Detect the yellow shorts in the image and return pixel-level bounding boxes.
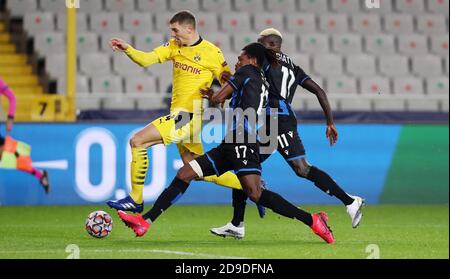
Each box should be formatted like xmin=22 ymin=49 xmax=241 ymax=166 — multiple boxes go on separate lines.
xmin=151 ymin=111 xmax=204 ymax=155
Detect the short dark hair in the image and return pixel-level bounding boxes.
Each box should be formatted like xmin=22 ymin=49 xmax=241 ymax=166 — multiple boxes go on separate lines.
xmin=242 ymin=42 xmax=279 ymax=68
xmin=170 ymin=10 xmax=196 ymax=29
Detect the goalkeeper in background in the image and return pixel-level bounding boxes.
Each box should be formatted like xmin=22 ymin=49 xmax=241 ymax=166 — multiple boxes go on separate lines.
xmin=107 ymin=10 xmax=264 ymax=215
xmin=0 ymin=78 xmax=50 ymax=193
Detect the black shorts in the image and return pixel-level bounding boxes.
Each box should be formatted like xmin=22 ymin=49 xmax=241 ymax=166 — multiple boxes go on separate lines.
xmin=194 ymin=143 xmax=261 ymax=178
xmin=259 ymin=115 xmax=306 ymax=163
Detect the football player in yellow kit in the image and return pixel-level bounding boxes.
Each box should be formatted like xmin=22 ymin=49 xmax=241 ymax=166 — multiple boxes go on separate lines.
xmin=107 ymin=11 xmax=264 ymax=215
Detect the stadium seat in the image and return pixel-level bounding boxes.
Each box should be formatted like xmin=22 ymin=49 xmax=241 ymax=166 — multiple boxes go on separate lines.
xmin=57 ymin=75 xmax=90 ymax=95
xmin=80 ymin=53 xmax=112 ymax=76
xmin=56 ymin=12 xmax=88 ymax=32
xmin=134 ymin=33 xmax=166 ymax=51
xmin=384 ymin=14 xmax=414 ymax=34
xmin=280 ymin=33 xmax=298 ymax=54
xmin=136 ymin=0 xmax=169 ymax=12
xmin=285 ymin=13 xmax=316 ymax=34
xmin=351 ymin=14 xmax=381 ymax=34
xmin=195 ymin=13 xmax=219 ymax=33
xmin=254 ymin=13 xmax=284 ymax=33
xmin=395 ymin=0 xmax=425 ymax=14
xmin=360 ymin=76 xmax=391 ymax=95
xmin=170 ymin=0 xmax=200 ymax=11
xmin=346 ymin=55 xmax=376 ymax=77
xmin=407 ymin=97 xmax=440 ymax=111
xmin=416 ymin=15 xmax=448 ymax=35
xmin=77 ymin=94 xmax=102 ymax=110
xmin=398 ymin=34 xmax=428 ymax=56
xmin=332 ymin=34 xmax=362 ymax=55
xmin=234 ymin=0 xmax=265 ymax=12
xmin=112 ymin=53 xmax=146 ymax=76
xmin=79 ymin=0 xmax=104 ymax=13
xmin=45 ymin=54 xmax=66 ymax=78
xmin=77 ymin=32 xmax=100 ymax=53
xmin=34 ymin=32 xmax=65 ymax=57
xmin=412 ymin=55 xmax=443 ymax=77
xmin=90 ymin=13 xmax=121 ymax=33
xmin=302 ymin=93 xmax=336 ymax=111
xmin=361 ymin=0 xmax=393 ymax=14
xmin=312 ymin=54 xmax=343 ymax=77
xmin=154 ymin=12 xmax=174 ymax=32
xmin=393 ymin=77 xmax=424 ymax=95
xmin=221 ymin=13 xmax=252 ymax=33
xmin=147 ymin=62 xmax=173 ymax=78
xmin=426 ymin=77 xmax=449 ymax=95
xmin=125 ymin=75 xmax=157 ymax=94
xmin=233 ymin=33 xmax=256 ymax=52
xmin=319 ymin=14 xmax=349 ymax=34
xmin=103 ymin=94 xmax=135 ymax=109
xmin=299 ymin=0 xmax=328 ymax=13
xmin=339 ymin=96 xmax=372 ymax=111
xmin=100 ymin=33 xmax=132 ymax=52
xmin=326 ymin=76 xmax=357 ymax=94
xmin=123 ymin=13 xmax=154 ymax=33
xmin=290 ymin=54 xmax=311 ymax=74
xmin=427 ymin=0 xmax=449 ymax=15
xmin=92 ymin=76 xmax=124 ymax=94
xmin=23 ymin=12 xmax=55 ymax=35
xmin=158 ymin=76 xmax=173 ymax=93
xmin=330 ymin=0 xmax=360 ymax=13
xmin=445 ymin=56 xmax=449 ymax=75
xmin=300 ymin=33 xmax=329 ymax=54
xmin=40 ymin=0 xmax=69 ymax=13
xmin=104 ymin=0 xmax=136 ymax=12
xmin=135 ymin=96 xmax=166 ymax=110
xmin=6 ymin=0 xmax=38 ymax=17
xmin=372 ymin=96 xmax=405 ymax=111
xmin=378 ymin=55 xmax=409 ymax=77
xmin=201 ymin=0 xmax=232 ymax=12
xmin=266 ymin=0 xmax=297 ymax=13
xmin=223 ymin=52 xmax=239 ymax=68
xmin=206 ymin=33 xmax=231 ymax=52
xmin=365 ymin=34 xmax=396 ymax=55
xmin=430 ymin=35 xmax=449 ymax=57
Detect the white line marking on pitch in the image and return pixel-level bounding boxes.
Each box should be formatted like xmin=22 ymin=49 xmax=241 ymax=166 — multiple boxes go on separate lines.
xmin=0 ymin=249 xmax=249 ymax=259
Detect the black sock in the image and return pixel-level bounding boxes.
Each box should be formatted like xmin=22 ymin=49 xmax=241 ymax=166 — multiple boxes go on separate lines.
xmin=143 ymin=177 xmax=190 ymax=222
xmin=259 ymin=190 xmax=313 ymax=226
xmin=231 ymin=189 xmax=247 ymax=227
xmin=307 ymin=166 xmax=354 ymax=206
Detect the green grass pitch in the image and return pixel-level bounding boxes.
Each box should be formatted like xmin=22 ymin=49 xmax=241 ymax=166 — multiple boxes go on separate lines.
xmin=0 ymin=205 xmax=448 ymax=259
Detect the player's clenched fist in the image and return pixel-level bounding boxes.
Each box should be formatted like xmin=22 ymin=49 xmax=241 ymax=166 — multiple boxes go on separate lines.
xmin=109 ymin=38 xmax=129 ymax=52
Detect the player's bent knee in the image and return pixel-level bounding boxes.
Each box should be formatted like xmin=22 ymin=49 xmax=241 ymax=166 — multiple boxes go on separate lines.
xmin=176 ymin=164 xmax=198 ymax=183
xmin=244 ymin=187 xmax=262 ymax=203
xmin=129 ymin=135 xmax=144 ymax=148
xmin=292 ymin=158 xmax=311 ymax=178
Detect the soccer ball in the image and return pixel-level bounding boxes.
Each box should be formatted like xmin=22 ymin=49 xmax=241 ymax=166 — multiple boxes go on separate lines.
xmin=85 ymin=211 xmax=113 ymax=238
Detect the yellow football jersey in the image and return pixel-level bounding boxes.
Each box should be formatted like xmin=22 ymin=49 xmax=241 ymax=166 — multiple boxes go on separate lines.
xmin=125 ymin=38 xmax=231 ymax=114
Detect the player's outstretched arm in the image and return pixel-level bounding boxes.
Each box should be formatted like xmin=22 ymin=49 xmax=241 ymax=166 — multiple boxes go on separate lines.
xmin=109 ymin=37 xmax=129 ymax=52
xmin=303 ymin=79 xmax=338 ymax=145
xmin=110 ymin=38 xmax=160 ymax=67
